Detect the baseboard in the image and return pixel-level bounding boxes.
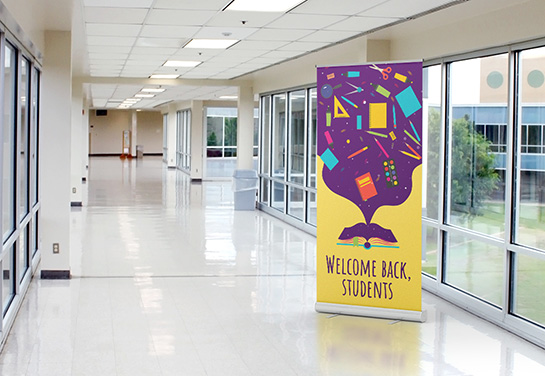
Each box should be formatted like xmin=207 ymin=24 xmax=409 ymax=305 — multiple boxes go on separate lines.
xmin=41 ymin=270 xmax=71 ymax=280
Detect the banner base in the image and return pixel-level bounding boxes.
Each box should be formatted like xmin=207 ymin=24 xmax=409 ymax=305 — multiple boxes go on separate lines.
xmin=315 ymin=302 xmax=427 ymax=323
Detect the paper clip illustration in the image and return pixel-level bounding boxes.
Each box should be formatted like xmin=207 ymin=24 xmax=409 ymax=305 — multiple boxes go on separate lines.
xmin=370 ymin=64 xmax=392 ymax=80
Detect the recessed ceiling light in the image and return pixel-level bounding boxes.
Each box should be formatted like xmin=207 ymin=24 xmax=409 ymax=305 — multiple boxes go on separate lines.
xmin=163 ymin=60 xmax=201 ymax=67
xmin=224 ymin=0 xmax=306 ymax=12
xmin=141 ymin=88 xmax=166 ymax=93
xmin=149 ymin=74 xmax=180 ymax=79
xmin=219 ymin=95 xmax=238 ymax=100
xmin=184 ymin=39 xmax=239 ymax=49
xmin=135 ymin=94 xmax=155 ymax=98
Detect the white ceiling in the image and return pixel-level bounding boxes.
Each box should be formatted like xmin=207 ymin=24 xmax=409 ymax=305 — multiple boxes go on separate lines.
xmin=80 ymin=0 xmax=464 ymax=109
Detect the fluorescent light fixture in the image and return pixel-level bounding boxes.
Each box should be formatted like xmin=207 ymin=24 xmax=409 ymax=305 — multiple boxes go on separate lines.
xmin=163 ymin=60 xmax=201 ymax=67
xmin=149 ymin=74 xmax=180 ymax=79
xmin=141 ymin=88 xmax=166 ymax=93
xmin=224 ymin=0 xmax=306 ymax=12
xmin=219 ymin=95 xmax=238 ymax=100
xmin=184 ymin=39 xmax=238 ymax=49
xmin=135 ymin=94 xmax=155 ymax=98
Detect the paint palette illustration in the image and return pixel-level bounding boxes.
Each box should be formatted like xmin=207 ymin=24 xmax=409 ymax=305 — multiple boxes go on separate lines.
xmin=383 ymin=159 xmax=398 ymax=187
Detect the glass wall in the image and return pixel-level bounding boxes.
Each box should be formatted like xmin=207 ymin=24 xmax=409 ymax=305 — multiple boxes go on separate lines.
xmin=259 ymin=87 xmax=317 ymax=228
xmin=205 ymin=107 xmax=258 ymax=179
xmin=258 ymin=43 xmax=545 ymax=347
xmin=176 ymin=109 xmax=191 ymax=172
xmin=419 ymin=43 xmax=545 ymax=346
xmin=0 ymin=34 xmax=41 ymax=333
xmin=3 ymin=42 xmax=16 ymax=242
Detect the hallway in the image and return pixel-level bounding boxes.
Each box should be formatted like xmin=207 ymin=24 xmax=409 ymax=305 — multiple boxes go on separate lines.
xmin=1 ymin=157 xmax=544 ymax=375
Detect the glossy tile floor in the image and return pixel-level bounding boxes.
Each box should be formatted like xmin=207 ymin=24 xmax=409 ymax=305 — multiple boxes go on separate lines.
xmin=2 ymin=157 xmax=545 ymax=375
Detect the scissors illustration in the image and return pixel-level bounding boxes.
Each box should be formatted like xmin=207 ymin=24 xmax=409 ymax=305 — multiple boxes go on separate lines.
xmin=370 ymin=64 xmax=392 ymax=80
xmin=346 ymin=82 xmax=364 ymax=95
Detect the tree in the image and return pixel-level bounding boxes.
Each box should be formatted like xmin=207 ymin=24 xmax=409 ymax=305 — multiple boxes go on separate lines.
xmin=207 ymin=131 xmax=217 ymax=146
xmin=427 ymin=108 xmax=499 ymax=219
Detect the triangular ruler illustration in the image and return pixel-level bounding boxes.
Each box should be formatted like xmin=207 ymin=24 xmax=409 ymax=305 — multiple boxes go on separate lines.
xmin=334 ymin=96 xmax=350 ymax=118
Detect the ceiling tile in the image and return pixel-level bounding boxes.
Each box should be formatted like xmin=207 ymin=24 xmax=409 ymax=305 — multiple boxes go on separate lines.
xmin=88 ymin=45 xmax=132 ymax=54
xmin=130 ymin=47 xmax=179 ymax=55
xmin=92 ymin=99 xmax=108 ymax=107
xmin=361 ymin=0 xmax=456 ymax=18
xmin=91 ymin=85 xmax=116 ymax=97
xmin=154 ymin=0 xmax=230 ymax=10
xmin=84 ymin=7 xmax=148 ymax=24
xmin=89 ymin=53 xmax=130 ymax=60
xmin=277 ymin=41 xmax=329 ymax=52
xmin=259 ymin=50 xmax=303 ymax=59
xmin=128 ymin=54 xmax=172 ymax=61
xmin=246 ymin=28 xmax=314 ymax=41
xmin=215 ymin=49 xmax=266 ymax=59
xmin=135 ymin=37 xmax=186 ymax=48
xmin=265 ymin=14 xmax=347 ymax=30
xmin=124 ymin=60 xmax=161 ymax=67
xmin=291 ymin=0 xmax=386 ymax=15
xmin=298 ymin=30 xmax=360 ymax=43
xmin=90 ymin=71 xmax=122 ymax=77
xmin=205 ymin=10 xmax=283 ymax=28
xmin=146 ymin=10 xmax=216 ymax=26
xmin=139 ymin=25 xmax=200 ymax=38
xmin=89 ymin=59 xmax=126 ymax=66
xmin=90 ymin=64 xmax=124 ymax=70
xmin=180 ymin=72 xmax=215 ymax=79
xmin=192 ymin=26 xmax=259 ymax=40
xmin=86 ymin=23 xmax=142 ymax=36
xmin=87 ymin=36 xmax=137 ymax=46
xmin=169 ymin=49 xmax=223 ymax=60
xmin=229 ymin=40 xmax=289 ymax=51
xmin=84 ymin=0 xmax=154 ymax=8
xmin=326 ymin=15 xmax=400 ymax=31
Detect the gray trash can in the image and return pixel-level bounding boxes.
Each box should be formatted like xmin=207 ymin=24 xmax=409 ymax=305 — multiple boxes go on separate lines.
xmin=233 ymin=169 xmax=258 ymax=210
xmin=136 ymin=145 xmax=144 ymax=158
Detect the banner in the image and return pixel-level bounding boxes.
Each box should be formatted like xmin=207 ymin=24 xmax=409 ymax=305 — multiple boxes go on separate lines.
xmin=315 ymin=61 xmax=425 ymax=322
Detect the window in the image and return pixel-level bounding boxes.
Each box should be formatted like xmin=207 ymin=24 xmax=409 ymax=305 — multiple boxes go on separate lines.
xmin=3 ymin=43 xmax=17 ymax=241
xmin=447 ymin=54 xmax=508 ymax=237
xmin=259 ymin=88 xmax=318 ymax=228
xmin=422 ymin=64 xmax=442 ymax=278
xmin=515 ymin=46 xmax=545 ymax=253
xmin=19 ymin=57 xmax=30 ymax=220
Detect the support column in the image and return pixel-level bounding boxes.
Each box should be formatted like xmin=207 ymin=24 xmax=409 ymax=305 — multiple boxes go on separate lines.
xmin=131 ymin=110 xmax=137 ymax=157
xmin=237 ymin=85 xmax=254 ymax=170
xmin=40 ymin=31 xmax=72 ymax=278
xmin=82 ymin=100 xmax=89 ymax=182
xmin=166 ymin=105 xmax=176 ymax=168
xmin=190 ymin=100 xmax=204 ymax=180
xmin=70 ymin=80 xmax=83 ymax=206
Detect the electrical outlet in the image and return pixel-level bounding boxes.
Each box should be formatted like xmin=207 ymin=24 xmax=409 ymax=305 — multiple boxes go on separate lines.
xmin=53 ymin=243 xmax=60 ymax=254
xmin=72 ymin=187 xmax=77 ymax=193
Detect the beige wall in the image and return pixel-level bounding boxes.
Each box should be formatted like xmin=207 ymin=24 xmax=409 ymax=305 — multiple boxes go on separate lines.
xmin=137 ymin=111 xmax=163 ymax=154
xmin=89 ymin=110 xmax=162 ymax=155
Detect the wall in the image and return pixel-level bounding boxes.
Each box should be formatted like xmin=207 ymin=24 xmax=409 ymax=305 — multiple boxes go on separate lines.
xmin=89 ymin=110 xmax=131 ymax=155
xmin=136 ymin=111 xmax=163 ymax=154
xmin=88 ymin=109 xmax=162 ymax=155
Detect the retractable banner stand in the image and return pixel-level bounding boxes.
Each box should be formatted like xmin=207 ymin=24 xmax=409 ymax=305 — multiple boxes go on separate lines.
xmin=315 ymin=61 xmax=426 ymax=322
